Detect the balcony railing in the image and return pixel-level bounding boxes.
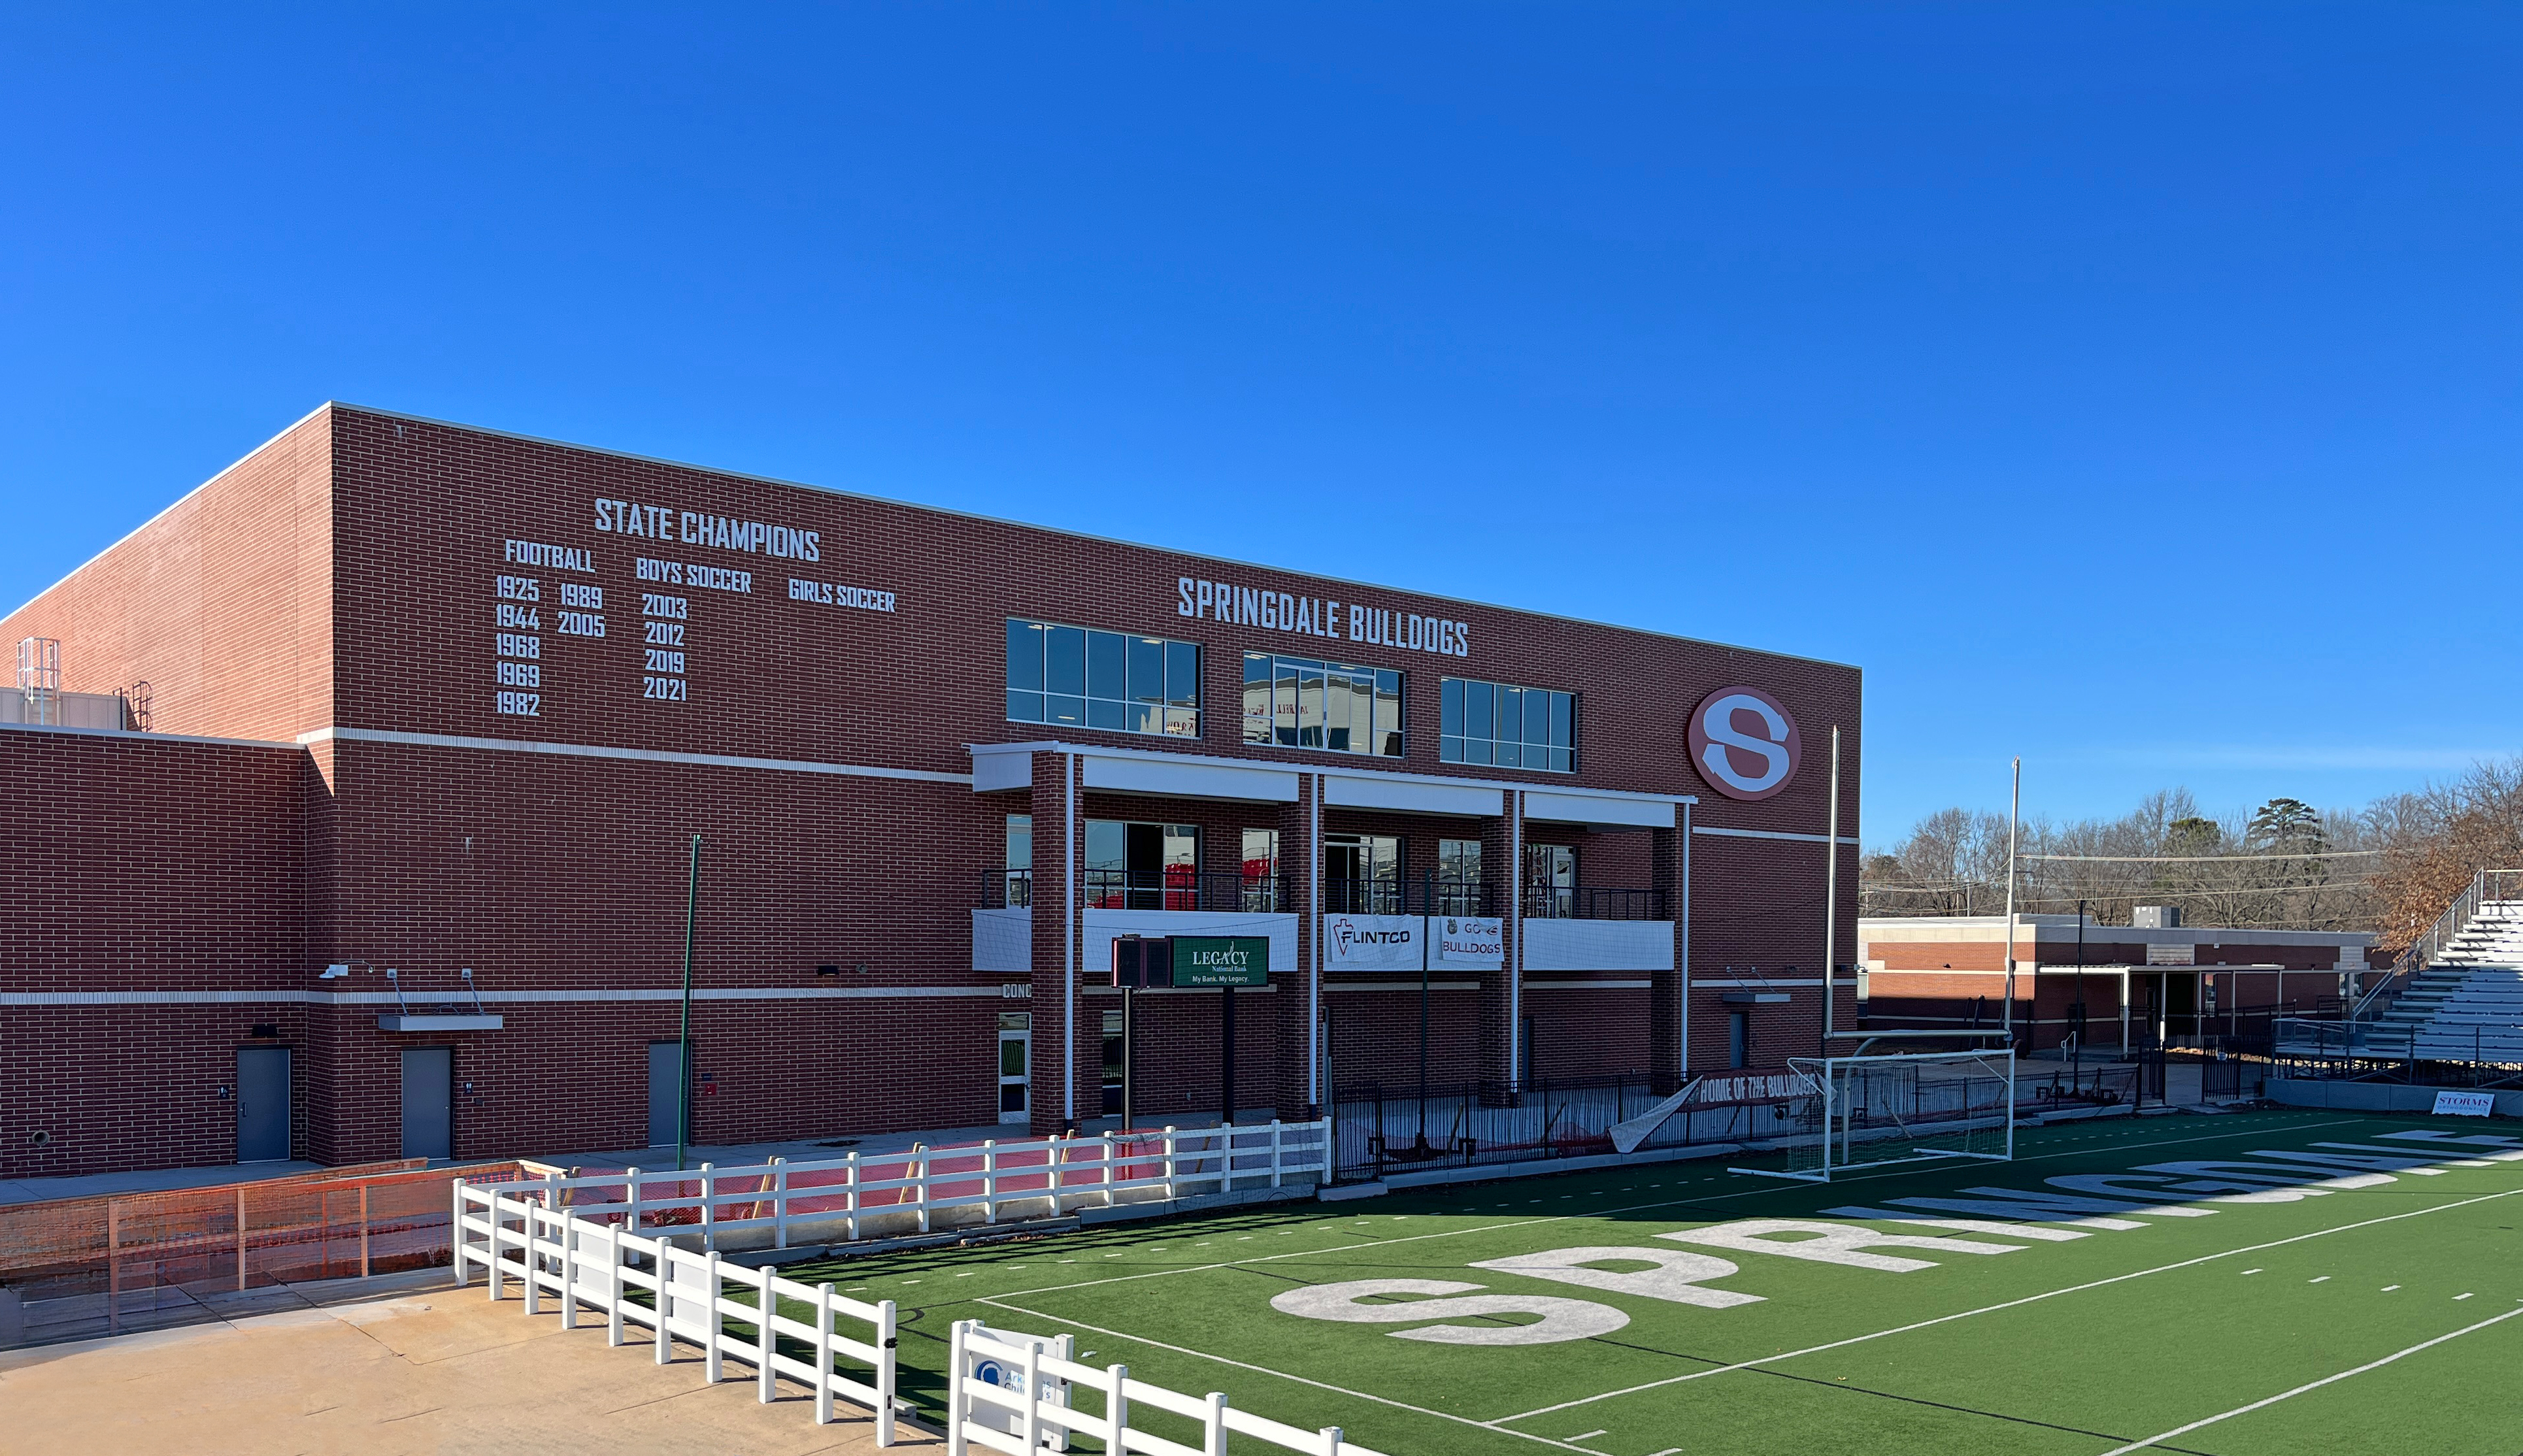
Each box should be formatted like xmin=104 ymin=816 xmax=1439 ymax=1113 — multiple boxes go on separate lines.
xmin=1522 ymin=884 xmax=1669 ymax=921
xmin=980 ymin=869 xmax=1033 ymax=910
xmin=1323 ymin=876 xmax=1497 ymax=918
xmin=1087 ymin=869 xmax=1288 ymax=912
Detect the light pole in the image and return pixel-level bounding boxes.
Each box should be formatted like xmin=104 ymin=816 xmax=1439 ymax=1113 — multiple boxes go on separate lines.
xmin=675 ymin=834 xmax=701 ymax=1173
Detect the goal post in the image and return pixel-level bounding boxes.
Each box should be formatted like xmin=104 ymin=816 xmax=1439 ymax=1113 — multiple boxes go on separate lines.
xmin=1732 ymin=1048 xmax=2016 ymax=1183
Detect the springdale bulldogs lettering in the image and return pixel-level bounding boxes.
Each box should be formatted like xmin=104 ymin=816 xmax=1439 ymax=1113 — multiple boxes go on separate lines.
xmin=1688 ymin=685 xmax=1801 ymax=801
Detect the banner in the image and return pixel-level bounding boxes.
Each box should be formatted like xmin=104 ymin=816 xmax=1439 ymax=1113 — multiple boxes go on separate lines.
xmin=2432 ymin=1089 xmax=2495 ymax=1118
xmin=1434 ymin=916 xmax=1505 ymax=969
xmin=1324 ymin=914 xmax=1420 ymax=971
xmin=1321 ymin=914 xmax=1504 ymax=970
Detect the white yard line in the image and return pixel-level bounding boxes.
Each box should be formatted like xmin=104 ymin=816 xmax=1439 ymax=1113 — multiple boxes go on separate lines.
xmin=998 ymin=1115 xmax=2369 ymax=1302
xmin=975 ymin=1296 xmax=1609 ymax=1455
xmin=1492 ymin=1188 xmax=2523 ymax=1426
xmin=2093 ymin=1304 xmax=2523 ymax=1455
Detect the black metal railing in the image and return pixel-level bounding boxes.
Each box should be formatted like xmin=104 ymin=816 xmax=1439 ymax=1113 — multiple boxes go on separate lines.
xmin=980 ymin=869 xmax=1033 ymax=909
xmin=1521 ymin=884 xmax=1669 ymax=921
xmin=1084 ymin=869 xmax=1286 ymax=912
xmin=1321 ymin=876 xmax=1497 ymax=918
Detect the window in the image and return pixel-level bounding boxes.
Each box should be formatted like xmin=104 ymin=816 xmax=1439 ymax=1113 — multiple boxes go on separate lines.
xmin=1242 ymin=653 xmax=1403 ymax=757
xmin=1101 ymin=1010 xmax=1124 ymax=1115
xmin=1441 ymin=678 xmax=1573 ymax=772
xmin=1325 ymin=833 xmax=1402 ymax=914
xmin=1525 ymin=843 xmax=1575 ymax=918
xmin=1001 ymin=814 xmax=1032 ymax=908
xmin=1087 ymin=819 xmax=1199 ymax=908
xmin=1438 ymin=838 xmax=1484 ymax=915
xmin=1007 ymin=618 xmax=1199 ymax=738
xmin=1241 ymin=828 xmax=1281 ymax=912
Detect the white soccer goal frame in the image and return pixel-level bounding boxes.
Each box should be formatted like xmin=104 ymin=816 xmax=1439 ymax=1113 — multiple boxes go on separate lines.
xmin=1731 ymin=1048 xmax=2016 ymax=1183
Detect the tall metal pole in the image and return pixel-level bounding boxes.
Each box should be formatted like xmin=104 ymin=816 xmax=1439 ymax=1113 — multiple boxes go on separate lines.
xmin=1415 ymin=869 xmax=1433 ymax=1153
xmin=675 ymin=833 xmax=701 ymax=1173
xmin=1824 ymin=727 xmax=1841 ymax=1045
xmin=2003 ymin=758 xmax=2020 ymax=1044
xmin=2073 ymin=897 xmax=2086 ymax=1080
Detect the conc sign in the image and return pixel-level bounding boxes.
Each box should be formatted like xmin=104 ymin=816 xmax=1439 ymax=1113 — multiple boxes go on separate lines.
xmin=1688 ymin=686 xmax=1801 ymax=801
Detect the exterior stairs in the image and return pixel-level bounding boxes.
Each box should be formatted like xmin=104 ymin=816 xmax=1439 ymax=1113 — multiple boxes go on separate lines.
xmin=2373 ymin=900 xmax=2523 ymax=1062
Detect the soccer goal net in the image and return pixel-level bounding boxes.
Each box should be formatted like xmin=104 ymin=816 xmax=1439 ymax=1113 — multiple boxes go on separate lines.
xmin=1735 ymin=1049 xmax=2016 ymax=1183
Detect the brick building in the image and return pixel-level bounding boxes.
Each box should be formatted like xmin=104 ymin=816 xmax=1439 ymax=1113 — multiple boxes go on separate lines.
xmin=1859 ymin=911 xmax=2373 ymax=1051
xmin=1 ymin=403 xmax=1862 ymax=1178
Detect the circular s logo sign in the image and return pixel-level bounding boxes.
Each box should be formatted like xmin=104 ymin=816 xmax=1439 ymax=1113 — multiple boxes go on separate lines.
xmin=1688 ymin=686 xmax=1801 ymax=801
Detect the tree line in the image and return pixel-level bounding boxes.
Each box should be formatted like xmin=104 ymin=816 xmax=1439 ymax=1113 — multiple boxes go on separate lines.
xmin=1861 ymin=758 xmax=2523 ymax=961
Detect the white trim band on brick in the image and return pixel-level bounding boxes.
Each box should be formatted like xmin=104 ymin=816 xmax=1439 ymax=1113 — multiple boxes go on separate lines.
xmin=1693 ymin=825 xmax=1861 ymax=845
xmin=299 ymin=725 xmax=972 ymax=785
xmin=1524 ymin=980 xmax=1654 ymax=989
xmin=0 ymin=985 xmax=1015 ymax=1006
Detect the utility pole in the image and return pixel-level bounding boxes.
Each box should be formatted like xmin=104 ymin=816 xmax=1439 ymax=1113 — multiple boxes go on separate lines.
xmin=1824 ymin=727 xmax=1841 ymax=1044
xmin=2003 ymin=759 xmax=2020 ymax=1046
xmin=675 ymin=833 xmax=702 ymax=1173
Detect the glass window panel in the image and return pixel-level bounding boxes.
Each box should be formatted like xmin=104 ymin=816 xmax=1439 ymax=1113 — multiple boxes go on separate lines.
xmin=1241 ymin=827 xmax=1278 ymax=878
xmin=1322 ymin=669 xmax=1350 ymax=752
xmin=1046 ymin=693 xmax=1085 ymax=727
xmin=1297 ymin=667 xmax=1325 ymax=747
xmin=1465 ymin=680 xmax=1492 ymax=738
xmin=1085 ymin=821 xmax=1126 ymax=874
xmin=1552 ymin=747 xmax=1573 ymax=772
xmin=1167 ymin=640 xmax=1199 ymax=708
xmin=1007 ymin=690 xmax=1043 ymax=722
xmin=1007 ymin=619 xmax=1043 ymax=691
xmin=1163 ymin=706 xmax=1199 ymax=737
xmin=1046 ymin=626 xmax=1086 ymax=696
xmin=1499 ymin=687 xmax=1523 ymax=749
xmin=1441 ymin=677 xmax=1462 ymax=736
xmin=1129 ymin=636 xmax=1165 ymax=704
xmin=1088 ymin=697 xmax=1126 ymax=730
xmin=1495 ymin=739 xmax=1522 ymax=767
xmin=1466 ymin=736 xmax=1492 ymax=765
xmin=1441 ymin=735 xmax=1463 ymax=763
xmin=1127 ymin=703 xmax=1156 ymax=735
xmin=1275 ymin=659 xmax=1301 ymax=745
xmin=1524 ymin=689 xmax=1549 ymax=747
xmin=1086 ymin=631 xmax=1126 ymax=700
xmin=1350 ymin=674 xmax=1375 ymax=756
xmin=1550 ymin=693 xmax=1572 ymax=748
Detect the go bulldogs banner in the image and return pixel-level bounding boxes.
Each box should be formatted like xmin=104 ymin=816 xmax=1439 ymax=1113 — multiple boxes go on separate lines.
xmin=1323 ymin=914 xmax=1505 ymax=971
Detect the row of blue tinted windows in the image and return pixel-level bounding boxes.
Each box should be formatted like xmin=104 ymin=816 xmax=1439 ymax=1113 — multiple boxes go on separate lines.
xmin=1007 ymin=617 xmax=1573 ymax=770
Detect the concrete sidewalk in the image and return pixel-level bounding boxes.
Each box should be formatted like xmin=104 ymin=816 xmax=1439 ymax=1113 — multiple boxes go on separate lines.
xmin=0 ymin=1274 xmax=929 ymax=1455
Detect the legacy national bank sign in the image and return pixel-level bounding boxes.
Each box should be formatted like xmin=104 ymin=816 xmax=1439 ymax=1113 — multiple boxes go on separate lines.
xmin=1175 ymin=576 xmax=1473 ymax=659
xmin=1323 ymin=914 xmax=1505 ymax=971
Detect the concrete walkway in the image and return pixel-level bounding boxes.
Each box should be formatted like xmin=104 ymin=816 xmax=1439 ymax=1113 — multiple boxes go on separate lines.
xmin=0 ymin=1273 xmax=929 ymax=1455
xmin=0 ymin=1159 xmax=327 ymax=1207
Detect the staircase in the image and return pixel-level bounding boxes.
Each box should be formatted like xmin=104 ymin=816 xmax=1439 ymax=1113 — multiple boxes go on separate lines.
xmin=2371 ymin=898 xmax=2523 ymax=1062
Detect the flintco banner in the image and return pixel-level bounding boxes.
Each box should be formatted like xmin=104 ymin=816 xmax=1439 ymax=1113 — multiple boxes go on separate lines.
xmin=1322 ymin=914 xmax=1505 ymax=971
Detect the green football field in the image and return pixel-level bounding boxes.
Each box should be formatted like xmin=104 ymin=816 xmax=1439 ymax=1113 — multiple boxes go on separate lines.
xmin=784 ymin=1109 xmax=2523 ymax=1455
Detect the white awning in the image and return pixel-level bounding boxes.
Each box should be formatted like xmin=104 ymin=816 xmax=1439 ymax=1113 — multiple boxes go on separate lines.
xmin=1522 ymin=789 xmax=1673 ymax=830
xmin=1322 ymin=774 xmax=1501 ymax=818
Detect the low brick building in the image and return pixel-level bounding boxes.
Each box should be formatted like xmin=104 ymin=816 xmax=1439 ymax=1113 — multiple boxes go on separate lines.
xmin=2 ymin=403 xmax=1862 ymax=1177
xmin=1859 ymin=912 xmax=2373 ymax=1051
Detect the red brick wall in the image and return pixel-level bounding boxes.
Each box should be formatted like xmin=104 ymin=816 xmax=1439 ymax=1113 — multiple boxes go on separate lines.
xmin=0 ymin=407 xmax=333 ymax=742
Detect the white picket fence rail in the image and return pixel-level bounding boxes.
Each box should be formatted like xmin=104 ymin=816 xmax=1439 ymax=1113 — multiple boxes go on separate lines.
xmin=454 ymin=1189 xmax=902 ymax=1441
xmin=948 ymin=1319 xmax=1388 ymax=1456
xmin=461 ymin=1120 xmax=1330 ymax=1253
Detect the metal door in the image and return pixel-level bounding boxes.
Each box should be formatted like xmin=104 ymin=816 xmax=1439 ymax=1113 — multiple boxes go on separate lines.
xmin=235 ymin=1047 xmax=291 ymax=1163
xmin=399 ymin=1047 xmax=453 ymax=1160
xmin=648 ymin=1040 xmax=684 ymax=1148
xmin=998 ymin=1014 xmax=1031 ymax=1124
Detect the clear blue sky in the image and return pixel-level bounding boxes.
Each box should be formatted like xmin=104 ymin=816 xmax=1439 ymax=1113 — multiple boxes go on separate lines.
xmin=4 ymin=5 xmax=2516 ymax=842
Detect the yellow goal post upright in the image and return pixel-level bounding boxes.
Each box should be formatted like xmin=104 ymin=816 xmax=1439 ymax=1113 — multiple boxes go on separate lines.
xmin=1731 ymin=1048 xmax=2017 ymax=1184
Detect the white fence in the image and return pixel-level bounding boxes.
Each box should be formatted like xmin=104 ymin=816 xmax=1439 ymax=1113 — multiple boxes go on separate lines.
xmin=455 ymin=1188 xmax=903 ymax=1439
xmin=948 ymin=1319 xmax=1390 ymax=1456
xmin=463 ymin=1120 xmax=1331 ymax=1254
